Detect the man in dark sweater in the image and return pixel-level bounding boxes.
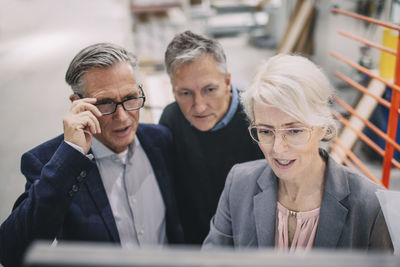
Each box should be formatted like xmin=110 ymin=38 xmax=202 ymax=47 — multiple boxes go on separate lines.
xmin=159 ymin=31 xmax=264 ymax=245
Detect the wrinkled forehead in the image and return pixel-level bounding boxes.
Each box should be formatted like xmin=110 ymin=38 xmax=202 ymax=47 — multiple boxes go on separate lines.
xmin=82 ymin=63 xmax=138 ymax=98
xmin=172 ymin=54 xmax=226 ymax=77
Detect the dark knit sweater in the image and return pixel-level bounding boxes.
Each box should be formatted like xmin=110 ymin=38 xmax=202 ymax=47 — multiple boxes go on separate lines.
xmin=159 ymin=102 xmax=264 ymax=244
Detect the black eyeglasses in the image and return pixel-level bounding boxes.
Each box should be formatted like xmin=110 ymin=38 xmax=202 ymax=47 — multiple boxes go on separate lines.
xmin=77 ymin=85 xmax=146 ymax=115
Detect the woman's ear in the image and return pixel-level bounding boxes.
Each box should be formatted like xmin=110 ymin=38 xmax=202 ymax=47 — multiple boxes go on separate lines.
xmin=319 ymin=126 xmax=328 ymax=141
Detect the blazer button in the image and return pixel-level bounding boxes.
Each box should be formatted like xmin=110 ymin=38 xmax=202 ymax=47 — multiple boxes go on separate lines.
xmin=80 ymin=170 xmax=87 ymax=178
xmin=72 ymin=184 xmax=79 ymax=192
xmin=76 ymin=175 xmax=84 ymax=183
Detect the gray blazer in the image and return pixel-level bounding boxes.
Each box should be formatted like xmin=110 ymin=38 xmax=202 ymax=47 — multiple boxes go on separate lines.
xmin=203 ymin=150 xmax=393 ymax=251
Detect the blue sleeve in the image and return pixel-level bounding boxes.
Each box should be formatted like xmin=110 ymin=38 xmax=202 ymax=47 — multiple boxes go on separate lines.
xmin=0 ymin=142 xmax=95 ymax=266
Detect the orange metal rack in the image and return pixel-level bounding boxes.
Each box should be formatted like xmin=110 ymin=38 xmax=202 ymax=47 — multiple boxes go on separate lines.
xmin=330 ymin=7 xmax=400 ymax=188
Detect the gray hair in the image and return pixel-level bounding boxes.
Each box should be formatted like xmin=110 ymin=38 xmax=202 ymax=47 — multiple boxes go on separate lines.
xmin=65 ymin=43 xmax=138 ymax=95
xmin=164 ymin=30 xmax=227 ymax=77
xmin=242 ymin=54 xmax=337 ymax=141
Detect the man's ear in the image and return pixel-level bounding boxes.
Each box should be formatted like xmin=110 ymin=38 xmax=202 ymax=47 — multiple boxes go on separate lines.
xmin=225 ymin=73 xmax=232 ymax=87
xmin=225 ymin=72 xmax=231 ymax=92
xmin=69 ymin=94 xmax=79 ymax=103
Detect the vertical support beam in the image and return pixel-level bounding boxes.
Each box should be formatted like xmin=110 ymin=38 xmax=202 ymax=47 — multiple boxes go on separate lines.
xmin=382 ymin=33 xmax=400 ymax=188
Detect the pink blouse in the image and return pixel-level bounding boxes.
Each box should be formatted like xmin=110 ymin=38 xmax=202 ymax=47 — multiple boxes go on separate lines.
xmin=275 ymin=202 xmax=320 ymax=251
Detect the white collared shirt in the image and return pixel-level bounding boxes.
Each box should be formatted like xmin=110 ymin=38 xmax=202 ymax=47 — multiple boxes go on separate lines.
xmin=90 ymin=137 xmax=167 ymax=247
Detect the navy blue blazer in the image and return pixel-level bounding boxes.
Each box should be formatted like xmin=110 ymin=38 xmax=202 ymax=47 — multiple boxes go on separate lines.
xmin=0 ymin=123 xmax=183 ymax=266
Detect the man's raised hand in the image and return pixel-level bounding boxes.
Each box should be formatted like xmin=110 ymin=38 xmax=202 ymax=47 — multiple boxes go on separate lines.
xmin=63 ymin=98 xmax=102 ymax=154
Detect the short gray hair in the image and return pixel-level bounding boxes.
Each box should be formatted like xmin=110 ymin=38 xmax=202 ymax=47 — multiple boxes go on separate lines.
xmin=164 ymin=31 xmax=227 ymax=77
xmin=242 ymin=54 xmax=337 ymax=141
xmin=65 ymin=43 xmax=138 ymax=95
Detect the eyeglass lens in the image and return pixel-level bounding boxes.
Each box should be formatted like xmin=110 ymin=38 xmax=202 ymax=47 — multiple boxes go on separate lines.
xmin=96 ymin=98 xmax=145 ymax=115
xmin=249 ymin=127 xmax=311 ymax=145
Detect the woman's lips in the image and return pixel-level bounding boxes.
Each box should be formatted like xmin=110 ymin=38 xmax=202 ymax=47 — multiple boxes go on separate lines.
xmin=274 ymin=158 xmax=295 ymax=169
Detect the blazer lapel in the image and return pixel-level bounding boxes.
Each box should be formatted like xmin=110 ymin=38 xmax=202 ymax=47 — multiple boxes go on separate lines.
xmin=314 ymin=154 xmax=350 ymax=247
xmin=85 ymin=166 xmax=120 ymax=243
xmin=253 ymin=167 xmax=278 ymax=247
xmin=136 ymin=126 xmax=169 ymax=204
xmin=135 ymin=125 xmax=183 ymax=243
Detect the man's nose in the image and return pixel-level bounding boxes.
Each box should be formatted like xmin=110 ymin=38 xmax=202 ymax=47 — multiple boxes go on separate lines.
xmin=113 ymin=103 xmax=129 ymax=120
xmin=193 ymin=95 xmax=207 ymax=113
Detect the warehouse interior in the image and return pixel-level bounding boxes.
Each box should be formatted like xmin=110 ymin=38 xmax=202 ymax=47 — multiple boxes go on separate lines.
xmin=0 ymin=0 xmax=400 ymax=265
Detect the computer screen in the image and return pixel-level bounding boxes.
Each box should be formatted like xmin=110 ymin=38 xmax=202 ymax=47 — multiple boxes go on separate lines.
xmin=24 ymin=241 xmax=399 ymax=267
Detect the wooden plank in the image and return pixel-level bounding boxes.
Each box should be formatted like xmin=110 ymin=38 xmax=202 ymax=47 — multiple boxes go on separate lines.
xmin=141 ymin=73 xmax=174 ymax=123
xmin=277 ymin=0 xmax=315 ymax=54
xmin=276 ymin=0 xmax=303 ymax=53
xmin=293 ymin=5 xmax=315 ymax=53
xmin=255 ymin=0 xmax=271 ymax=11
xmin=131 ymin=2 xmax=182 ymax=14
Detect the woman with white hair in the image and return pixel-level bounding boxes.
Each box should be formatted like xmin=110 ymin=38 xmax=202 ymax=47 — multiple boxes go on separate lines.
xmin=202 ymin=54 xmax=393 ymax=251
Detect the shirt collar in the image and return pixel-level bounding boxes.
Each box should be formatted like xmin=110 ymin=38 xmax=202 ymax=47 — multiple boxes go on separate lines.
xmin=91 ymin=136 xmax=140 ymax=164
xmin=210 ymin=85 xmax=239 ymax=132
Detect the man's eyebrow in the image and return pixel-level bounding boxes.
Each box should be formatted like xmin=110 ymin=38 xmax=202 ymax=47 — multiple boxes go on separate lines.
xmin=123 ymin=91 xmax=142 ymax=99
xmin=201 ymin=83 xmax=219 ymax=90
xmin=175 ymin=87 xmax=192 ymax=92
xmin=96 ymin=97 xmax=114 ymax=103
xmin=126 ymin=91 xmax=140 ymax=96
xmin=96 ymin=90 xmax=141 ymax=102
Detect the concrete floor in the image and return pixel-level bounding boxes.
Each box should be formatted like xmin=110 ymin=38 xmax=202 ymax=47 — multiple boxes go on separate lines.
xmin=0 ymin=0 xmax=399 ymax=227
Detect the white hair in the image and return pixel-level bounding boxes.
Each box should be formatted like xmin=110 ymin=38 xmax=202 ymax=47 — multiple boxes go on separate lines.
xmin=242 ymin=54 xmax=336 ymax=141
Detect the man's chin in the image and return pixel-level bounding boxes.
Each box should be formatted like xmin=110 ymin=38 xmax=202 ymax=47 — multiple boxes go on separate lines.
xmin=97 ymin=134 xmax=134 ymax=154
xmin=191 ymin=122 xmax=214 ymax=132
xmin=109 ymin=141 xmax=131 ymax=153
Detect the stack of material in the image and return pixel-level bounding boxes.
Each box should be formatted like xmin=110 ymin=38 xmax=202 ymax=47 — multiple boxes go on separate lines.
xmin=131 ymin=1 xmax=186 ymax=72
xmin=276 ymin=0 xmax=316 ymax=55
xmin=140 ymin=73 xmax=174 ymax=123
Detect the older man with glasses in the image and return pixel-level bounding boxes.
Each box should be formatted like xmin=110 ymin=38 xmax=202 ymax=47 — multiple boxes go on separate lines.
xmin=0 ymin=43 xmax=183 ymax=267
